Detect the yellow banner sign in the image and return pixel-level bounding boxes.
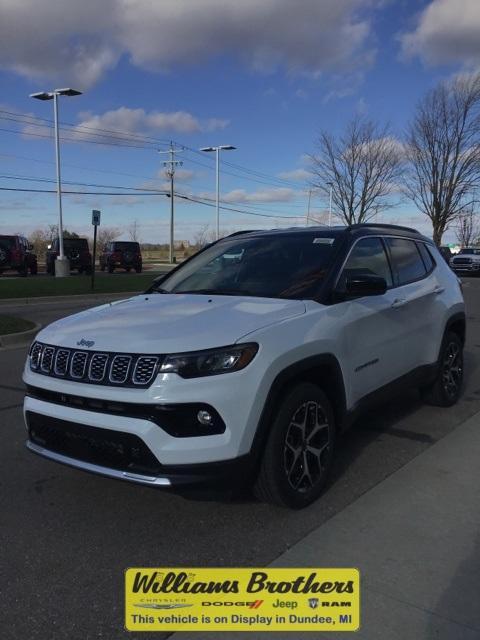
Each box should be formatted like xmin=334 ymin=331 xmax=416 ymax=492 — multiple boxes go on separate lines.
xmin=125 ymin=568 xmax=360 ymax=632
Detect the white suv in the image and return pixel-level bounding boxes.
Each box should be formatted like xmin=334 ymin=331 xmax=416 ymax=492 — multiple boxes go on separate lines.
xmin=23 ymin=225 xmax=465 ymax=508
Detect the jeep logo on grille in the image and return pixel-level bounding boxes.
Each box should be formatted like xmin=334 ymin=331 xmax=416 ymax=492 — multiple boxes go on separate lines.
xmin=76 ymin=338 xmax=95 ymax=348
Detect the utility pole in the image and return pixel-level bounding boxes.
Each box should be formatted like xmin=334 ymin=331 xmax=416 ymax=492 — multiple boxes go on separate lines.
xmin=159 ymin=143 xmax=183 ymax=264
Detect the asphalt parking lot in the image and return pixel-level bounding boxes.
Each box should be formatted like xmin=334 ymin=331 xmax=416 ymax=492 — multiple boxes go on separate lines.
xmin=1 ymin=278 xmax=480 ymax=640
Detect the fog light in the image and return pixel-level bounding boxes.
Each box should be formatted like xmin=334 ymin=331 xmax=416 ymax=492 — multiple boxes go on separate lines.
xmin=197 ymin=410 xmax=213 ymax=426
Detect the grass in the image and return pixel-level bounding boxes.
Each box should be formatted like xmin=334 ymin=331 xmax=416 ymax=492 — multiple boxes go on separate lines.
xmin=0 ymin=271 xmax=165 ymax=300
xmin=0 ymin=314 xmax=36 ymax=334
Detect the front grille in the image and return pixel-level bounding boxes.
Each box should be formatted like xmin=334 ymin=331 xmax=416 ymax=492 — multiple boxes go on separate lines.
xmin=28 ymin=342 xmax=162 ymax=388
xmin=109 ymin=355 xmax=132 ymax=383
xmin=41 ymin=346 xmax=55 ymax=372
xmin=54 ymin=349 xmax=70 ymax=376
xmin=89 ymin=353 xmax=108 ymax=382
xmin=30 ymin=343 xmax=43 ymax=370
xmin=452 ymin=258 xmax=472 ymax=265
xmin=27 ymin=411 xmax=162 ymax=475
xmin=133 ymin=357 xmax=159 ymax=385
xmin=70 ymin=351 xmax=88 ymax=378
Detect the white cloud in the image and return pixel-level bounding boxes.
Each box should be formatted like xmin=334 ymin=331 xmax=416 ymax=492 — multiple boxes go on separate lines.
xmin=0 ymin=0 xmax=380 ymax=87
xmin=277 ymin=168 xmax=313 ymax=182
xmin=400 ymin=0 xmax=480 ymax=66
xmin=216 ymin=188 xmax=297 ymax=204
xmin=75 ymin=107 xmax=228 ymax=136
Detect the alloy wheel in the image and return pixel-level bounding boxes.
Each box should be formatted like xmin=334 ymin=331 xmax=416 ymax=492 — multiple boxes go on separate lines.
xmin=284 ymin=401 xmax=330 ymax=493
xmin=442 ymin=341 xmax=463 ymax=400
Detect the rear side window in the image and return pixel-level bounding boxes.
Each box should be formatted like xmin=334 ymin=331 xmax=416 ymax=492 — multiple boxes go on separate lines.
xmin=417 ymin=242 xmax=435 ymax=273
xmin=342 ymin=237 xmax=393 ymax=288
xmin=386 ymin=238 xmax=426 ymax=285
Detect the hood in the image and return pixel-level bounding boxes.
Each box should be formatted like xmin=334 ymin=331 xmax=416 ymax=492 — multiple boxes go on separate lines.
xmin=37 ymin=294 xmax=306 ymax=353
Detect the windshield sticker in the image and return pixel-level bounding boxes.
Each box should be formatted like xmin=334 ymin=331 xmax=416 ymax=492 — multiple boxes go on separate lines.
xmin=313 ymin=238 xmax=334 ymax=245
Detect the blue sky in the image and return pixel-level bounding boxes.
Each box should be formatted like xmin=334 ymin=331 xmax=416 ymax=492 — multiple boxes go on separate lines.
xmin=1 ymin=0 xmax=479 ymax=243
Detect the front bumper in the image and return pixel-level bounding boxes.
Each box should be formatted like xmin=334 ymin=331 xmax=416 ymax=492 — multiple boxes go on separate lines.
xmin=451 ymin=263 xmax=480 ymax=273
xmin=26 ymin=440 xmax=253 ymax=491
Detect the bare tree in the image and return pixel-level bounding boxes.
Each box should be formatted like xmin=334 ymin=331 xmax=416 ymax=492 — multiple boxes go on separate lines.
xmin=404 ymin=72 xmax=480 ymax=245
xmin=455 ymin=208 xmax=480 ymax=247
xmin=97 ymin=226 xmax=121 ymax=249
xmin=310 ymin=116 xmax=402 ymax=226
xmin=128 ymin=219 xmax=141 ymax=242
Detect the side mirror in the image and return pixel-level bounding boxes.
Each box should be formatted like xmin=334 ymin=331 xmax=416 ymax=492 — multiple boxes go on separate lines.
xmin=345 ymin=274 xmax=387 ymax=298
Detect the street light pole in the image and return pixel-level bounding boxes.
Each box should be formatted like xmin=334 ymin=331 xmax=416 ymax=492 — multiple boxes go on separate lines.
xmin=200 ymin=145 xmax=236 ymax=239
xmin=30 ymin=88 xmax=82 ymax=277
xmin=52 ymin=93 xmax=65 ymax=264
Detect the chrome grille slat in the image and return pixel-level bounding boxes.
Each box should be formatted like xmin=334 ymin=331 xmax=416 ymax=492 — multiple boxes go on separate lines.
xmin=40 ymin=346 xmax=55 ymax=372
xmin=109 ymin=355 xmax=132 ymax=384
xmin=133 ymin=356 xmax=159 ymax=385
xmin=30 ymin=342 xmax=43 ymax=370
xmin=88 ymin=353 xmax=109 ymax=382
xmin=29 ymin=342 xmax=159 ymax=387
xmin=54 ymin=349 xmax=70 ymax=376
xmin=70 ymin=351 xmax=89 ymax=379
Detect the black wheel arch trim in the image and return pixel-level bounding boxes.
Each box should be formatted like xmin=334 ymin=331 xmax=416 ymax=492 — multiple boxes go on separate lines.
xmin=249 ymin=354 xmax=347 ymax=471
xmin=444 ymin=311 xmax=466 ymax=346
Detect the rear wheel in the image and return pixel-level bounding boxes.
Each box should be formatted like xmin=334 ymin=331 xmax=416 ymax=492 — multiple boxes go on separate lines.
xmin=100 ymin=263 xmax=105 ymax=272
xmin=30 ymin=263 xmax=37 ymax=275
xmin=18 ymin=262 xmax=28 ymax=277
xmin=254 ymin=383 xmax=335 ymax=509
xmin=108 ymin=264 xmax=114 ymax=274
xmin=135 ymin=265 xmax=142 ymax=273
xmin=126 ymin=266 xmax=131 ymax=272
xmin=421 ymin=331 xmax=463 ymax=407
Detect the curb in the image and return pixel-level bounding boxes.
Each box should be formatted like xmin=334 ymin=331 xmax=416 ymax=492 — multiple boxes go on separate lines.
xmin=0 ymin=321 xmax=42 ymax=348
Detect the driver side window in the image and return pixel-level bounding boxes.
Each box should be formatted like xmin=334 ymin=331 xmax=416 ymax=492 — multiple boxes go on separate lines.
xmin=341 ymin=237 xmax=393 ymax=288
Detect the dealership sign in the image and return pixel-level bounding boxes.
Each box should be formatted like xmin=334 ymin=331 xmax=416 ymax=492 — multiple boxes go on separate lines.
xmin=125 ymin=568 xmax=360 ymax=632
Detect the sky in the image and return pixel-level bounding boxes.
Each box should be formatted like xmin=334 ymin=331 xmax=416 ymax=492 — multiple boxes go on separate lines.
xmin=1 ymin=0 xmax=479 ymax=244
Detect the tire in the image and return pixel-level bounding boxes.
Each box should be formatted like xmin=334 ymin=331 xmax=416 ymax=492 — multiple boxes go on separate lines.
xmin=126 ymin=267 xmax=131 ymax=273
xmin=254 ymin=382 xmax=335 ymax=509
xmin=30 ymin=263 xmax=38 ymax=275
xmin=421 ymin=331 xmax=463 ymax=407
xmin=19 ymin=262 xmax=28 ymax=277
xmin=100 ymin=263 xmax=105 ymax=272
xmin=135 ymin=266 xmax=142 ymax=273
xmin=108 ymin=264 xmax=114 ymax=274
xmin=85 ymin=266 xmax=92 ymax=275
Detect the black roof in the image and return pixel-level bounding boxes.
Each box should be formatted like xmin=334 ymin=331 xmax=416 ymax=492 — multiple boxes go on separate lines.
xmin=225 ymin=223 xmax=428 ymax=242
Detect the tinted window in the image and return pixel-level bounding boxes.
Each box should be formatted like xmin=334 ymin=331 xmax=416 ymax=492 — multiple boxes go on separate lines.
xmin=417 ymin=242 xmax=434 ymax=272
xmin=154 ymin=233 xmax=340 ymax=299
xmin=341 ymin=237 xmax=393 ymax=288
xmin=0 ymin=236 xmax=16 ymax=250
xmin=386 ymin=238 xmax=426 ymax=285
xmin=64 ymin=238 xmax=89 ymax=250
xmin=460 ymin=248 xmax=480 ymax=255
xmin=113 ymin=242 xmax=140 ymax=251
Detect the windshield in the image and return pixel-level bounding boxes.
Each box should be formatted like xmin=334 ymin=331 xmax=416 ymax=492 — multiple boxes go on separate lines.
xmin=151 ymin=233 xmax=340 ymax=299
xmin=0 ymin=236 xmax=15 ymax=250
xmin=113 ymin=242 xmax=139 ymax=251
xmin=460 ymin=248 xmax=480 ymax=255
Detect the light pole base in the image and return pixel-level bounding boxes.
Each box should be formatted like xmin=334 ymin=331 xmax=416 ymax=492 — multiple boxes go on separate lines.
xmin=54 ymin=257 xmax=70 ymax=277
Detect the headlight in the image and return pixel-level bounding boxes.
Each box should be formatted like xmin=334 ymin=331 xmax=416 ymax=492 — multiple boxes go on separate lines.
xmin=159 ymin=343 xmax=258 ymax=378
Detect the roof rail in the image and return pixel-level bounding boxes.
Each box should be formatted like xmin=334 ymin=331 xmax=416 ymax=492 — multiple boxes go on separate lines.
xmin=348 ymin=223 xmax=419 ymax=234
xmin=226 ymin=230 xmax=259 ymax=237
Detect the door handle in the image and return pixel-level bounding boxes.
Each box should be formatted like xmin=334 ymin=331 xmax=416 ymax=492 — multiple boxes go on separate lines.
xmin=432 ymin=286 xmax=445 ymax=295
xmin=391 ymin=298 xmax=407 ymax=309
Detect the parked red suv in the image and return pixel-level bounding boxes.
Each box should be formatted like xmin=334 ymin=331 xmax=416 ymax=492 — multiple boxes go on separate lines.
xmin=100 ymin=241 xmax=142 ymax=273
xmin=0 ymin=235 xmax=38 ymax=276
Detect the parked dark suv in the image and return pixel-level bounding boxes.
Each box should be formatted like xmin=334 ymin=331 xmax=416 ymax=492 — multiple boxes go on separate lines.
xmin=46 ymin=238 xmax=92 ymax=275
xmin=0 ymin=235 xmax=37 ymax=276
xmin=100 ymin=241 xmax=142 ymax=273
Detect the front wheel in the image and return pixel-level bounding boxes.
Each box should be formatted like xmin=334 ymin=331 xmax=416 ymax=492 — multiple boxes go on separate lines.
xmin=108 ymin=264 xmax=114 ymax=274
xmin=254 ymin=383 xmax=335 ymax=509
xmin=421 ymin=332 xmax=463 ymax=407
xmin=135 ymin=266 xmax=142 ymax=273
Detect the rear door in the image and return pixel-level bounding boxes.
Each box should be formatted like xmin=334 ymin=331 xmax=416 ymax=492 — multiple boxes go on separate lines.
xmin=384 ymin=237 xmax=436 ymax=371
